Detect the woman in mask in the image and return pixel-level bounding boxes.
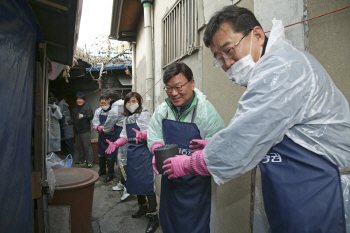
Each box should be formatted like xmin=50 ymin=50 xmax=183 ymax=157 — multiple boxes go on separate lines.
xmin=105 ymin=92 xmax=159 ymax=233
xmin=92 ymin=94 xmax=116 ymax=183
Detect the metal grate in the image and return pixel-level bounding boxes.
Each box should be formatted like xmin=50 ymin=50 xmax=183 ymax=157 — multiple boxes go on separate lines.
xmin=163 ymin=0 xmax=198 ymax=66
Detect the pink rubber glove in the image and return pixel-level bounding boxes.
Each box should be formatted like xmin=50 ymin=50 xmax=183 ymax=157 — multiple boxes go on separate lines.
xmin=132 ymin=128 xmax=147 ymax=144
xmin=163 ymin=150 xmax=210 ymax=178
xmin=152 ymin=156 xmax=158 ymax=175
xmin=162 ymin=155 xmax=193 ymax=178
xmin=105 ymin=137 xmax=127 ymax=154
xmin=94 ymin=125 xmax=99 ymax=133
xmin=151 ymin=142 xmax=164 ymax=174
xmin=97 ymin=126 xmax=104 ymax=134
xmin=189 ymin=139 xmax=209 ymax=153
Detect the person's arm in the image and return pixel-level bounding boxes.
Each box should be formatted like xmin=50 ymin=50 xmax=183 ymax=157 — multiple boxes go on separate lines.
xmin=84 ymin=106 xmax=94 ymax=120
xmin=136 ymin=111 xmax=152 ymax=132
xmin=119 ymin=118 xmax=128 ymax=140
xmin=92 ymin=108 xmax=101 ymax=127
xmin=79 ymin=105 xmax=94 ymax=120
xmin=147 ymin=104 xmax=167 ymax=150
xmin=66 ymin=108 xmax=76 ymax=125
xmin=51 ymin=104 xmax=63 ymax=120
xmin=103 ymin=105 xmax=119 ymax=133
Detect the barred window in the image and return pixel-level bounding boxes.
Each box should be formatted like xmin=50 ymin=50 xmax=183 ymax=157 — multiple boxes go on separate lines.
xmin=163 ymin=0 xmax=198 ymax=66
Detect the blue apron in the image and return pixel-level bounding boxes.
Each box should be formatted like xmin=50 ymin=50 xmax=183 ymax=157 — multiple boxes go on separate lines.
xmin=259 ymin=136 xmax=346 ymax=233
xmin=125 ymin=120 xmax=154 ymax=195
xmin=160 ymin=104 xmax=211 ymax=233
xmin=98 ymin=114 xmax=122 ymax=159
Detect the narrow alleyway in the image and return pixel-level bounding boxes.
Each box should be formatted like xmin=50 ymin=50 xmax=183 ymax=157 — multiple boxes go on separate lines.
xmin=71 ymin=157 xmax=163 ymax=233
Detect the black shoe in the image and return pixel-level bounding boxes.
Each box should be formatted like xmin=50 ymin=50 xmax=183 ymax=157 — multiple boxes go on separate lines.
xmin=75 ymin=161 xmax=85 ymax=165
xmin=132 ymin=205 xmax=148 ymax=218
xmin=104 ymin=175 xmax=113 ymax=183
xmin=145 ymin=214 xmax=159 ymax=233
xmin=98 ymin=171 xmax=106 ymax=176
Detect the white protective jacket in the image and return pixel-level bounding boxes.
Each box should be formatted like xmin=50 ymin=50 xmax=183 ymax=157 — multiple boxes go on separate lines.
xmin=103 ymin=99 xmax=125 ymax=133
xmin=203 ymin=20 xmax=350 ymax=224
xmin=48 ymin=103 xmax=63 ymax=152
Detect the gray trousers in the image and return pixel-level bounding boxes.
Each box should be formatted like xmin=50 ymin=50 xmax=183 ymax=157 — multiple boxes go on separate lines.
xmin=75 ymin=131 xmax=93 ymax=164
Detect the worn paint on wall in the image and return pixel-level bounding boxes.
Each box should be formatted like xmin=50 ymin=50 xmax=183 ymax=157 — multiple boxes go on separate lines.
xmin=255 ymin=0 xmax=304 ymax=49
xmin=307 ymin=0 xmax=350 ymax=102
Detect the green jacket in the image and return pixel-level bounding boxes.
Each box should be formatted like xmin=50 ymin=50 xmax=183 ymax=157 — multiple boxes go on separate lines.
xmin=147 ymin=88 xmax=225 ymax=149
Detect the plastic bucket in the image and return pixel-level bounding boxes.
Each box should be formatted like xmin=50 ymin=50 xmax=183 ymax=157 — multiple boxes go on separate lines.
xmin=49 ymin=167 xmax=99 ymax=233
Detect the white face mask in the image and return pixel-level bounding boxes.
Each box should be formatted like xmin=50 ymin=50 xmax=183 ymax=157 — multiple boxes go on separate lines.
xmin=126 ymin=103 xmax=139 ymax=113
xmin=101 ymin=105 xmax=110 ymax=111
xmin=226 ymin=31 xmax=261 ymax=86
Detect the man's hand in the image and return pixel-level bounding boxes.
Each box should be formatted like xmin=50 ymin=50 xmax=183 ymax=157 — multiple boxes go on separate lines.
xmin=94 ymin=126 xmax=103 ymax=134
xmin=189 ymin=139 xmax=209 ymax=153
xmin=162 ymin=155 xmax=194 ymax=179
xmin=151 ymin=142 xmax=164 ymax=175
xmin=97 ymin=126 xmax=104 ymax=134
xmin=152 ymin=156 xmax=159 ymax=175
xmin=77 ymin=113 xmax=84 ymax=119
xmin=62 ymin=123 xmax=68 ymax=129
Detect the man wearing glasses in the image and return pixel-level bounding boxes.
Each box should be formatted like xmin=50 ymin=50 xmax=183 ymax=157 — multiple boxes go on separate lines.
xmin=147 ymin=62 xmax=225 ymax=233
xmin=162 ymin=5 xmax=350 ymax=233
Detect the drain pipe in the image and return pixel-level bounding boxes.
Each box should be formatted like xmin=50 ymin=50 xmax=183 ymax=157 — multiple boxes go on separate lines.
xmin=131 ymin=42 xmax=136 ymax=92
xmin=141 ymin=0 xmax=154 ymax=113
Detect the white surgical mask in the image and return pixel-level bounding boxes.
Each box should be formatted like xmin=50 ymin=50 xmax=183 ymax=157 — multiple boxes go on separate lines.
xmin=101 ymin=105 xmax=110 ymax=111
xmin=126 ymin=103 xmax=139 ymax=113
xmin=226 ymin=32 xmax=262 ymax=86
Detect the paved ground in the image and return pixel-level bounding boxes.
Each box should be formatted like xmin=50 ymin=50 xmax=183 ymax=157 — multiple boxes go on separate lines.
xmin=72 ymin=158 xmax=163 ymax=233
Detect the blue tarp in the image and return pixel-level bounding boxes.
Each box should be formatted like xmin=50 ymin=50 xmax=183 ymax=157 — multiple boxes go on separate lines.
xmin=86 ymin=62 xmax=132 ymax=72
xmin=0 ymin=0 xmax=43 ymax=232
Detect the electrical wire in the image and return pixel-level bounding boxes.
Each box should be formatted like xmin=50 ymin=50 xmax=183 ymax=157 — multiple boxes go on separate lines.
xmin=264 ymin=5 xmax=350 ymax=33
xmin=143 ymin=4 xmax=350 ymax=98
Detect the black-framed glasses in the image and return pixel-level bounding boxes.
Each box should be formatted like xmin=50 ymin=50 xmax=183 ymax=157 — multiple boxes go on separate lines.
xmin=164 ymin=81 xmax=190 ymax=93
xmin=213 ymin=29 xmax=253 ymax=68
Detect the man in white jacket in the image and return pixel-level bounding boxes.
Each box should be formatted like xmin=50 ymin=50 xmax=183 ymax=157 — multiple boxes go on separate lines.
xmin=162 ymin=5 xmax=350 ymax=233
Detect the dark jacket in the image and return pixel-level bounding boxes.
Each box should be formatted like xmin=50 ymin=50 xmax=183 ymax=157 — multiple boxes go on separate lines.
xmin=68 ymin=103 xmax=94 ymax=134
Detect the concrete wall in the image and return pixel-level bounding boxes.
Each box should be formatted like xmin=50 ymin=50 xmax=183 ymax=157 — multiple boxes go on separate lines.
xmin=307 ymin=0 xmax=350 ymax=102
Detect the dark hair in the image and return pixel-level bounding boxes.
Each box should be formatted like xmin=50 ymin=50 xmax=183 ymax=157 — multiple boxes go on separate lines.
xmin=203 ymin=5 xmax=262 ymax=47
xmin=99 ymin=94 xmax=108 ymax=101
xmin=163 ymin=62 xmax=193 ymax=84
xmin=76 ymin=94 xmax=85 ymax=100
xmin=107 ymin=90 xmax=119 ymax=100
xmin=122 ymin=92 xmax=143 ymax=116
